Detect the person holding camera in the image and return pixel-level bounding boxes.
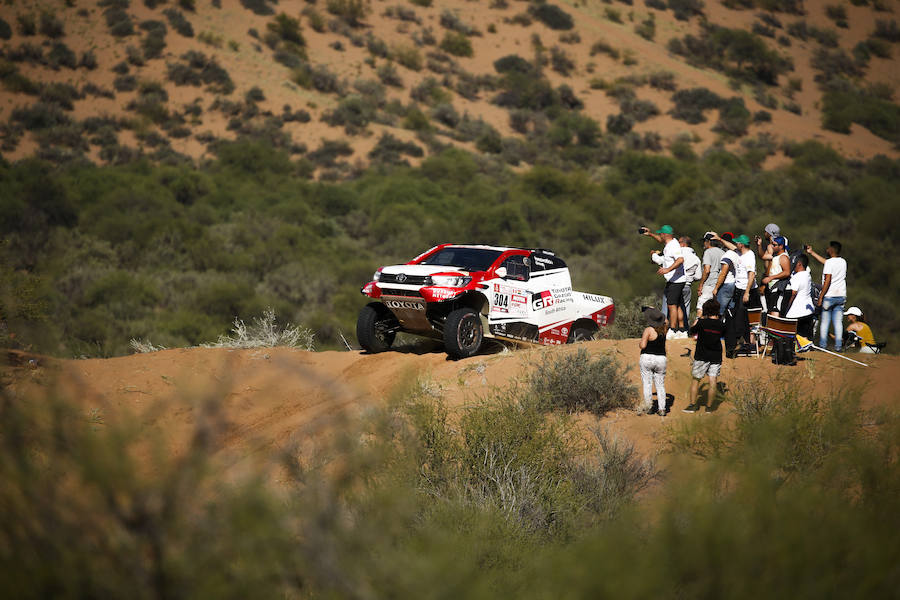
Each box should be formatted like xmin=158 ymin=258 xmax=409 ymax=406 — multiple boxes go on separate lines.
xmin=806 ymin=241 xmax=847 ymax=351
xmin=760 ymin=236 xmax=791 ymax=316
xmin=641 ymin=225 xmax=687 ymax=339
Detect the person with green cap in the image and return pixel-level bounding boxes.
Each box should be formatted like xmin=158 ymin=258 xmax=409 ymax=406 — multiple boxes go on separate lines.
xmin=643 ymin=225 xmax=687 ymax=339
xmin=711 ymin=233 xmax=759 ymax=357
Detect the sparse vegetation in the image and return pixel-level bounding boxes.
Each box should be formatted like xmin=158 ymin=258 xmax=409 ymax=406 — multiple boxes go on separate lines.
xmin=163 ymin=8 xmax=194 ymax=37
xmin=204 ymin=308 xmax=315 ymax=350
xmin=528 ymin=3 xmax=574 ymax=30
xmin=439 ymin=31 xmax=474 ymax=57
xmin=527 ymin=348 xmax=636 ymax=416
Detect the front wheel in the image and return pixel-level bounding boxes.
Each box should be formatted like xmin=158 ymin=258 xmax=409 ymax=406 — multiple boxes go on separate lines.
xmin=357 ymin=303 xmax=399 ymax=353
xmin=444 ymin=307 xmax=483 ymax=359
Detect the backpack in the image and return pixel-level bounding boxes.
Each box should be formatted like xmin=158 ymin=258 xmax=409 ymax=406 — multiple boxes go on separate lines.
xmin=772 ymin=337 xmax=796 ymax=365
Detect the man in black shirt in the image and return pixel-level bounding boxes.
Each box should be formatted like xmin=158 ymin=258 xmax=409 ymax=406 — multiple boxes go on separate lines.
xmin=684 ymin=298 xmax=725 ymax=413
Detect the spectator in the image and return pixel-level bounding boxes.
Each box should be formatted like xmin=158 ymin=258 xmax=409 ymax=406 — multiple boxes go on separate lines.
xmin=712 ymin=232 xmax=738 ymax=325
xmin=844 ymin=306 xmax=878 ymax=353
xmin=643 ymin=225 xmax=686 ymax=339
xmin=806 ymin=241 xmax=847 ymax=351
xmin=785 ymin=254 xmax=815 ymax=339
xmin=683 ymin=298 xmax=724 ymax=414
xmin=638 ymin=307 xmax=669 ymax=417
xmin=680 ymin=236 xmax=702 ymax=325
xmin=715 ymin=234 xmax=758 ymax=356
xmin=696 ymin=233 xmax=724 ymax=316
xmin=760 ymin=235 xmax=791 ymax=316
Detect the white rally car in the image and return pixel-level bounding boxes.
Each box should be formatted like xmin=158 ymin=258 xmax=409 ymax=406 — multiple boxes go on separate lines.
xmin=357 ymin=244 xmax=615 ymax=359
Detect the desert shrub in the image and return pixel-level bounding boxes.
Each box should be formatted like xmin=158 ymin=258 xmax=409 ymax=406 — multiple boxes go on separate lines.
xmin=1 ymin=65 xmax=40 ymax=95
xmin=668 ymin=0 xmax=704 ymax=20
xmin=527 ymin=348 xmax=636 ymax=416
xmin=528 ymin=2 xmax=574 ymax=30
xmin=113 ymin=74 xmax=138 ymax=92
xmin=368 ymin=133 xmax=424 ymax=166
xmin=440 ymin=32 xmax=473 ymax=57
xmin=142 ymin=32 xmax=167 ymax=60
xmin=167 ymin=52 xmax=235 ymax=94
xmin=6 ymin=43 xmax=45 ymax=64
xmin=822 ymin=86 xmax=900 ymax=144
xmin=39 ymin=82 xmax=84 ymax=110
xmin=873 ymin=19 xmax=900 ymax=43
xmin=668 ymin=24 xmax=792 ymax=85
xmin=11 ymin=102 xmax=72 ymax=130
xmin=621 ymin=98 xmax=660 ymax=122
xmin=82 ymin=83 xmax=115 ymax=99
xmin=782 ymin=99 xmax=801 ymax=114
xmin=326 ymin=0 xmax=368 ymax=28
xmin=648 ymin=70 xmax=677 ymax=91
xmin=0 ymin=17 xmax=11 ymax=40
xmin=430 ymin=102 xmax=460 ymax=128
xmin=494 ymin=54 xmax=535 ymax=75
xmin=163 ymin=8 xmax=194 ymax=37
xmin=670 ymin=87 xmax=723 ymax=123
xmin=366 ymin=34 xmax=390 ymax=58
xmin=308 ymin=139 xmax=354 ymax=167
xmin=245 ymin=86 xmax=265 ymax=103
xmin=303 ymin=8 xmax=326 ymax=32
xmin=547 ymin=46 xmax=574 ymax=76
xmin=410 ymin=77 xmax=449 ymax=105
xmin=112 ymin=60 xmax=131 ymax=75
xmin=753 ymin=109 xmax=772 ymax=123
xmin=752 ymin=21 xmax=775 ymax=38
xmin=559 ymin=31 xmax=580 ymax=44
xmin=825 ymin=4 xmax=848 ymax=28
xmin=439 ymin=10 xmax=478 ymax=36
xmin=385 ymin=5 xmax=420 ymax=23
xmin=714 ymin=97 xmax=751 ymax=137
xmin=646 ymin=0 xmax=667 ymax=9
xmin=36 ymin=123 xmax=90 ymax=152
xmin=179 ymin=0 xmax=196 ymax=10
xmin=635 ymin=15 xmax=656 ymax=41
xmin=203 ymin=308 xmax=315 ymax=350
xmin=376 ymin=62 xmax=403 ymax=87
xmin=47 ymin=42 xmax=78 ymax=70
xmin=392 ymin=44 xmax=423 ymax=71
xmin=856 ymin=38 xmax=892 ymax=60
xmin=811 ymin=47 xmax=866 ymax=85
xmin=39 ymin=11 xmax=65 ymax=38
xmin=323 ymin=95 xmax=376 ymax=133
xmin=240 ymin=0 xmax=276 ymax=15
xmin=268 ymin=13 xmax=305 ymax=47
xmin=104 ymin=7 xmax=134 ymax=37
xmin=590 ymin=40 xmax=620 ymax=60
xmin=606 ymin=113 xmax=634 ymax=135
xmin=126 ymin=45 xmax=146 ymax=66
xmin=78 ymin=50 xmax=99 ymax=70
xmin=17 ymin=12 xmax=37 ymax=36
xmin=604 ymin=7 xmax=623 ymax=23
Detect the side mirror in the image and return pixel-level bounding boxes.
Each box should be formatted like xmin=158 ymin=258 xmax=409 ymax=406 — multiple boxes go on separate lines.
xmin=495 ymin=266 xmax=507 ymax=279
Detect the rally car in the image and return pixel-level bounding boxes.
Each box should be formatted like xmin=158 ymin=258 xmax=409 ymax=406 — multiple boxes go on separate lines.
xmin=357 ymin=244 xmax=615 ymax=359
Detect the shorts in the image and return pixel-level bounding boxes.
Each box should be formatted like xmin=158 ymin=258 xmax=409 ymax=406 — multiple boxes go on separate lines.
xmin=691 ymin=359 xmax=722 ymax=379
xmin=664 ymin=282 xmax=686 ymax=305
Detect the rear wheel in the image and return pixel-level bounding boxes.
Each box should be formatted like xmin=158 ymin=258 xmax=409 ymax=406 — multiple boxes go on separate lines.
xmin=357 ymin=303 xmax=399 ymax=353
xmin=569 ymin=324 xmax=598 ymax=343
xmin=444 ymin=307 xmax=483 ymax=359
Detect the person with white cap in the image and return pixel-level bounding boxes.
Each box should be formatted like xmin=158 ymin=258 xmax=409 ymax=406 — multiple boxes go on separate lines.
xmin=844 ymin=306 xmax=878 ymax=353
xmin=756 ymin=223 xmax=786 ymax=312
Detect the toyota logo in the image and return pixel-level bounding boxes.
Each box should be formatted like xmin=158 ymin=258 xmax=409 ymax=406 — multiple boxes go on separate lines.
xmin=396 ymin=273 xmax=407 ymax=283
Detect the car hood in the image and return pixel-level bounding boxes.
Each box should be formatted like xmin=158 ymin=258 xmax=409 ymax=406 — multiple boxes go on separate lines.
xmin=381 ymin=264 xmax=471 ymax=276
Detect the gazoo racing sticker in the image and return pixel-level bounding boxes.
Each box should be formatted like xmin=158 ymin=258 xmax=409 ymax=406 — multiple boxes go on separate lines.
xmin=493 ymin=283 xmax=527 ymax=316
xmin=383 ymin=299 xmax=425 ymax=311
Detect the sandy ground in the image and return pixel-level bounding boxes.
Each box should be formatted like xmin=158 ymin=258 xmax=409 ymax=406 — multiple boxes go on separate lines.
xmin=6 ymin=339 xmax=898 ymax=471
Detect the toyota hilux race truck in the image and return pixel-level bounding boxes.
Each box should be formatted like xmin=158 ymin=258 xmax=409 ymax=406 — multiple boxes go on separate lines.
xmin=357 ymin=244 xmax=615 ymax=359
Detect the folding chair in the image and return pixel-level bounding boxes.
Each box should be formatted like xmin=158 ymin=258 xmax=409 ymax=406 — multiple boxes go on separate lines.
xmin=747 ymin=307 xmax=763 ymax=357
xmin=760 ymin=314 xmax=798 ymax=361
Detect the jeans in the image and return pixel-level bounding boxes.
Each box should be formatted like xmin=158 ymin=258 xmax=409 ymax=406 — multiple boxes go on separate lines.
xmin=716 ymin=283 xmax=735 ymax=317
xmin=639 ymin=353 xmax=667 ymax=413
xmin=819 ymin=296 xmax=845 ymax=349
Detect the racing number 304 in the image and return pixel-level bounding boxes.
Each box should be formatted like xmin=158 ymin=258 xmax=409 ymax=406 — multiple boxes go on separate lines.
xmin=494 ymin=293 xmax=509 ymax=308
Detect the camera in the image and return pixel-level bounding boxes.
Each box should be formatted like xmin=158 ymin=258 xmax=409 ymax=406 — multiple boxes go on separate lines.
xmin=638 ymin=226 xmax=649 ymax=235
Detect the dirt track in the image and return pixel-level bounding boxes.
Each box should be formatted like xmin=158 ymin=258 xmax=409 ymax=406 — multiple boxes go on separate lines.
xmin=6 ymin=339 xmax=897 ymax=466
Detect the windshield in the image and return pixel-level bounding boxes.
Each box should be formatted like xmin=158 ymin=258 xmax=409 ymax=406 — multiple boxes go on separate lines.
xmin=419 ymin=248 xmax=504 ymax=272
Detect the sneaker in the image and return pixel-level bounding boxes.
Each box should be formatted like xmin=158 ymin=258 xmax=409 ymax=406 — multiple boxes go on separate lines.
xmin=658 ymin=408 xmax=668 ymax=417
xmin=646 ymin=405 xmax=658 ymax=415
xmin=682 ymin=404 xmax=698 ymax=413
xmin=666 ymin=329 xmax=676 ymax=340
xmin=676 ymin=331 xmax=689 ymax=339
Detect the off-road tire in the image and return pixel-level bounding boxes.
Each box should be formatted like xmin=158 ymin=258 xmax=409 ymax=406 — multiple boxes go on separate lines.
xmin=357 ymin=303 xmax=398 ymax=353
xmin=569 ymin=325 xmax=597 ymax=343
xmin=444 ymin=307 xmax=483 ymax=359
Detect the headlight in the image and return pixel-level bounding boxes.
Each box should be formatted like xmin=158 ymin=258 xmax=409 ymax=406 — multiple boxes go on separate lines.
xmin=373 ymin=269 xmax=382 ymax=281
xmin=431 ymin=275 xmax=471 ymax=287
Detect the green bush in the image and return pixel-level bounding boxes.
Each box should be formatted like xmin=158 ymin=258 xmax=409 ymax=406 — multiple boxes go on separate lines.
xmin=528 ymin=2 xmax=573 ymax=30
xmin=326 ymin=0 xmax=368 ymax=27
xmin=0 ymin=17 xmax=11 ymax=40
xmin=669 ymin=87 xmax=722 ymax=124
xmin=163 ymin=8 xmax=194 ymax=37
xmin=440 ymin=32 xmax=474 ymax=57
xmin=240 ymin=0 xmax=275 ymax=16
xmin=526 ymin=348 xmax=637 ymax=416
xmin=39 ymin=11 xmax=65 ymax=38
xmin=104 ymin=7 xmax=134 ymax=37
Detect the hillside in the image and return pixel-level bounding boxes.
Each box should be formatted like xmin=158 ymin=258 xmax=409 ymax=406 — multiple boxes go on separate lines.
xmin=2 ymin=0 xmax=899 ymax=175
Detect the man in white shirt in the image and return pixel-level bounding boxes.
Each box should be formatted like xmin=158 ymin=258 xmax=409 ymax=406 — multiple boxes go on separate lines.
xmin=680 ymin=236 xmax=702 ymax=325
xmin=697 ymin=233 xmax=725 ymax=314
xmin=643 ymin=225 xmax=686 ymax=338
xmin=807 ymin=241 xmax=847 ymax=351
xmin=785 ymin=253 xmax=815 ymax=339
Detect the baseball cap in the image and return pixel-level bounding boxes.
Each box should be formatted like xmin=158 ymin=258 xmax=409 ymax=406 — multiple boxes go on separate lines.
xmin=764 ymin=223 xmax=781 ymax=237
xmin=721 ymin=232 xmax=734 ymax=242
xmin=734 ymin=234 xmax=751 ymax=245
xmin=845 ymin=306 xmax=863 ymax=317
xmin=703 ymin=231 xmax=716 ymax=241
xmin=773 ymin=236 xmax=786 ymax=247
xmin=642 ymin=306 xmax=666 ymax=327
xmin=655 ymin=225 xmax=674 ymax=234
